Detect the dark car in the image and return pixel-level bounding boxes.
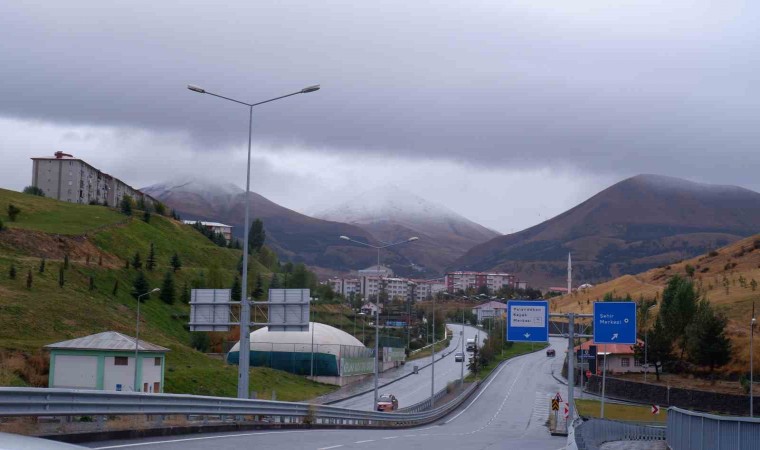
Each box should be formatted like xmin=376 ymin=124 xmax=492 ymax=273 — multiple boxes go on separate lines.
xmin=377 ymin=394 xmax=399 ymax=411
xmin=546 ymin=349 xmax=556 ymax=357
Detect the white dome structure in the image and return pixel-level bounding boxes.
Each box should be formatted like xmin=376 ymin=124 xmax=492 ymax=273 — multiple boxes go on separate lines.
xmin=228 ymin=322 xmax=363 ymax=353
xmin=227 ymin=322 xmax=370 ymax=377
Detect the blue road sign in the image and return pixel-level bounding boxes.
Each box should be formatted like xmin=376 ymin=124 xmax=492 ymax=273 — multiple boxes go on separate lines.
xmin=593 ymin=302 xmax=637 ymax=344
xmin=507 ymin=300 xmax=549 ymax=343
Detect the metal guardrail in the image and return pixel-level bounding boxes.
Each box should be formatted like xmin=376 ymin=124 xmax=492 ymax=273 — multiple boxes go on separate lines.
xmin=574 ymin=418 xmax=665 ymax=450
xmin=0 ymin=383 xmax=477 ymax=429
xmin=667 ymin=406 xmax=760 ymax=450
xmin=396 ymin=383 xmax=470 ymax=414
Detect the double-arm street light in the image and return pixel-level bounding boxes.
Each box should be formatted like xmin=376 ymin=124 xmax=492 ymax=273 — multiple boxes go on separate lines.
xmin=338 ymin=235 xmax=418 ymax=409
xmin=134 ymin=288 xmax=160 ymax=392
xmin=751 ymin=302 xmax=756 ymax=417
xmin=189 ymin=83 xmax=320 ymax=399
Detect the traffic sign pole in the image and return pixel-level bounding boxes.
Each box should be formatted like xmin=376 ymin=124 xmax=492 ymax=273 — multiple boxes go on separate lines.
xmin=567 ymin=312 xmax=575 ymax=424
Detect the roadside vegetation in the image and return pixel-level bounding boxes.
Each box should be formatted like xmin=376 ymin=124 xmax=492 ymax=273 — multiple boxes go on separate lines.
xmin=575 ymin=398 xmax=667 ymax=424
xmin=0 ymin=188 xmax=336 ymax=399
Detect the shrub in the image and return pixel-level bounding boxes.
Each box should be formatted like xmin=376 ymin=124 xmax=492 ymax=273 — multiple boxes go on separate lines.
xmin=189 ymin=332 xmax=210 ymax=352
xmin=22 ymin=186 xmax=45 ymax=197
xmin=7 ymin=204 xmax=20 ymax=222
xmin=708 ymin=250 xmax=719 ymax=257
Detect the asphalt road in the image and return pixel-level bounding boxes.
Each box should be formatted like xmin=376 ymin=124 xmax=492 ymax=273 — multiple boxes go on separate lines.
xmin=331 ymin=323 xmax=484 ymax=411
xmin=86 ymin=337 xmax=570 ymax=450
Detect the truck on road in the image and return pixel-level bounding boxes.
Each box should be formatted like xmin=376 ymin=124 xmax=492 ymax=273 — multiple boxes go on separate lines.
xmin=466 ymin=338 xmax=476 ymax=351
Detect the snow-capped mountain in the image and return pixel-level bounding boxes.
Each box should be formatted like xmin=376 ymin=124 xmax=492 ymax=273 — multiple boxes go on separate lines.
xmin=316 ymin=185 xmax=500 ymax=272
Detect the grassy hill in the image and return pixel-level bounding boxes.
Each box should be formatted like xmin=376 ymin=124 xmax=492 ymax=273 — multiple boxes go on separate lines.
xmin=553 ymin=233 xmax=760 ymax=374
xmin=0 ymin=188 xmax=335 ymax=400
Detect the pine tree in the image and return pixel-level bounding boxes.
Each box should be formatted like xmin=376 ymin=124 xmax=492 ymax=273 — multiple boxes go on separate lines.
xmin=8 ymin=264 xmax=16 ymax=280
xmin=686 ymin=299 xmax=732 ymax=379
xmin=131 ymin=252 xmax=142 ymax=270
xmin=252 ymin=274 xmax=264 ymax=300
xmin=131 ymin=271 xmax=150 ymax=300
xmin=63 ymin=254 xmax=69 ymax=269
xmin=159 ymin=271 xmax=175 ymax=305
xmin=231 ymin=276 xmax=242 ymax=302
xmin=58 ymin=266 xmax=64 ymax=287
xmin=112 ymin=280 xmax=119 ymax=296
xmin=659 ymin=276 xmax=697 ymax=359
xmin=26 ymin=270 xmax=32 ymax=289
xmin=180 ymin=282 xmax=191 ymax=304
xmin=249 ymin=219 xmax=266 ymax=253
xmin=120 ymin=196 xmax=133 ymax=216
xmin=146 ymin=243 xmax=156 ymax=271
xmin=125 ymin=258 xmax=130 ymax=269
xmin=89 ymin=276 xmax=95 ymax=291
xmin=170 ymin=252 xmax=182 ymax=272
xmin=142 ymin=210 xmax=151 ymax=223
xmin=98 ymin=254 xmax=103 ymax=266
xmin=7 ymin=204 xmax=21 ymax=221
xmin=269 ymin=273 xmax=280 ymax=289
xmin=39 ymin=258 xmax=45 ymax=273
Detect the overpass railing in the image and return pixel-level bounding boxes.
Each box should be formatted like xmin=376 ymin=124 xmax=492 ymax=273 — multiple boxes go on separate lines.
xmin=667 ymin=406 xmax=760 ymax=450
xmin=0 ymin=382 xmax=477 ymax=429
xmin=574 ymin=418 xmax=665 ymax=450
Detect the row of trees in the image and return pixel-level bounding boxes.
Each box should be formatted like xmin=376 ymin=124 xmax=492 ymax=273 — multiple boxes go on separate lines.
xmin=633 ymin=275 xmax=732 ymax=380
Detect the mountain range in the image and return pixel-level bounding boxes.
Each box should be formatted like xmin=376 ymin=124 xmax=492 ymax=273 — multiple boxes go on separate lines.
xmin=142 ymin=180 xmax=497 ymax=275
xmin=453 ymin=174 xmax=760 ymax=288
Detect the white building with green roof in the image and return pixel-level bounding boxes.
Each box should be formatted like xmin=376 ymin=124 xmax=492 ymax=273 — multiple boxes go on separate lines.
xmin=45 ymin=331 xmax=169 ymax=393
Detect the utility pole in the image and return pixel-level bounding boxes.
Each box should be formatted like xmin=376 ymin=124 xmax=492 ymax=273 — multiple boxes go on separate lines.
xmin=461 ymin=308 xmax=465 ymax=385
xmin=567 ymin=312 xmax=575 ymax=424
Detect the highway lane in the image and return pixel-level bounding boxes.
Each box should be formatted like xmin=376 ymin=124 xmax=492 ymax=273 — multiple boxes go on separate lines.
xmin=86 ymin=337 xmax=570 ymax=450
xmin=332 ymin=323 xmax=484 ymax=411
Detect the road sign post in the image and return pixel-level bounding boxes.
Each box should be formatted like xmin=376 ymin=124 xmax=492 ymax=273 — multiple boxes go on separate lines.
xmin=594 ymin=302 xmax=637 ymax=418
xmin=507 ymin=300 xmax=549 ymax=342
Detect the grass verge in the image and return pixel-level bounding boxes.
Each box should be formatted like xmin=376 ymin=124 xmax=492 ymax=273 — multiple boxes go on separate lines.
xmin=466 ymin=342 xmax=549 ymax=382
xmin=575 ymin=398 xmax=667 ymax=424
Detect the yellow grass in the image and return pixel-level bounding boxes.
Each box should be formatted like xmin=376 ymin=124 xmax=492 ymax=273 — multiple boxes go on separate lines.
xmin=575 ymin=398 xmax=667 ymax=423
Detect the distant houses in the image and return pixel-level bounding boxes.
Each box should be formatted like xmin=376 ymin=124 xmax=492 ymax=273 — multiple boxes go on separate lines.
xmin=182 ymin=220 xmax=233 ymax=243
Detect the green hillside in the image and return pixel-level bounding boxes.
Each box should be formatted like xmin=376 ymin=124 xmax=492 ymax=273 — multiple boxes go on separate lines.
xmin=0 ymin=188 xmax=335 ymax=400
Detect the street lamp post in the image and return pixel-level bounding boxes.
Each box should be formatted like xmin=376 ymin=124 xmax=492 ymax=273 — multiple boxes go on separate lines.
xmin=752 ymin=305 xmax=756 ymax=417
xmin=189 ymin=83 xmax=320 ymax=399
xmin=644 ymin=304 xmax=657 ymax=383
xmin=134 ymin=288 xmax=160 ymax=392
xmin=338 ymin=235 xmax=418 ymax=409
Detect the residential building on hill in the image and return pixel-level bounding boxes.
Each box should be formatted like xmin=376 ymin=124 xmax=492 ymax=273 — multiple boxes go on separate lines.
xmin=182 ymin=220 xmax=233 ymax=242
xmin=445 ymin=271 xmax=520 ymax=293
xmin=471 ymin=300 xmax=508 ymax=323
xmin=31 ymin=151 xmax=158 ymax=208
xmin=328 ymin=278 xmax=361 ymax=298
xmin=412 ymin=279 xmax=446 ymax=301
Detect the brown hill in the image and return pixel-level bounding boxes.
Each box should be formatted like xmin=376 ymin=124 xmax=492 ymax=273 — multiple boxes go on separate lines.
xmin=142 ymin=180 xmax=415 ymax=274
xmin=553 ymin=234 xmax=760 ymax=373
xmin=452 ymin=174 xmax=760 ymax=288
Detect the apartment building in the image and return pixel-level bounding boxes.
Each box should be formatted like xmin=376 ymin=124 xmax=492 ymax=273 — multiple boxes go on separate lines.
xmin=445 ymin=271 xmax=519 ymax=293
xmin=182 ymin=220 xmax=233 ymax=243
xmin=328 ymin=278 xmax=361 ymax=298
xmin=361 ymin=276 xmax=414 ymax=303
xmin=412 ymin=279 xmax=446 ymax=301
xmin=31 ymin=152 xmax=157 ymax=208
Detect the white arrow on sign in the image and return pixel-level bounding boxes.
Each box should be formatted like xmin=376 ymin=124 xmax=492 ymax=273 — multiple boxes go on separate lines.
xmin=563 ymin=402 xmax=570 ymax=419
xmin=651 ymin=405 xmax=660 ymax=415
xmin=524 ymin=332 xmax=531 ymax=339
xmin=611 ymin=333 xmax=618 ymax=341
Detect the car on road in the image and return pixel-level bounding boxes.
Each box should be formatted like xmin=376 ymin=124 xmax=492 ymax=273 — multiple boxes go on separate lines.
xmin=546 ymin=348 xmax=556 ymax=357
xmin=377 ymin=393 xmax=399 ymax=412
xmin=454 ymin=352 xmax=465 ymax=362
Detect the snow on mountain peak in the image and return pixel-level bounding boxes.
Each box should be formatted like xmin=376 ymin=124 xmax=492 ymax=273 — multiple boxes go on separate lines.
xmin=142 ymin=177 xmax=244 ymax=202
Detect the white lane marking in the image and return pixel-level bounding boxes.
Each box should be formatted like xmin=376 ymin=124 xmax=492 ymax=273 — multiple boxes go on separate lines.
xmin=354 ymin=439 xmax=375 ymax=444
xmin=318 ymin=446 xmax=344 ymax=450
xmin=444 ymin=356 xmax=514 ymax=424
xmin=382 ymin=436 xmax=399 ymax=439
xmin=94 ymin=430 xmax=343 ymax=449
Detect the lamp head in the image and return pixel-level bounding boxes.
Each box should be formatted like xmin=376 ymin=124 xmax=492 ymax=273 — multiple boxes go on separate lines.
xmin=187 ymin=84 xmax=206 ymax=94
xmin=151 ymin=288 xmax=161 ymax=293
xmin=408 ymin=237 xmax=419 ymax=242
xmin=300 ymin=84 xmax=321 ymax=94
xmin=339 ymin=235 xmax=350 ymax=241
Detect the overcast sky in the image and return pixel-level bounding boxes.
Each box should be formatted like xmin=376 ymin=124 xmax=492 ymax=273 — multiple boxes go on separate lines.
xmin=1 ymin=1 xmax=758 ymax=233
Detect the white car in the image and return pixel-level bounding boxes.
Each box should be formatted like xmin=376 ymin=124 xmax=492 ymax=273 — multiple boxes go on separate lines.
xmin=454 ymin=352 xmax=465 ymax=362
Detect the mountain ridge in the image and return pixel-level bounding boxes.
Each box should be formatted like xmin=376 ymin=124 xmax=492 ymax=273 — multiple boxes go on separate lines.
xmin=452 ymin=174 xmax=760 ymax=288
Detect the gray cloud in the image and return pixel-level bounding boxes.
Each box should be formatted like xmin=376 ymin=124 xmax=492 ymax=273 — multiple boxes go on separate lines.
xmin=1 ymin=1 xmax=759 ymax=187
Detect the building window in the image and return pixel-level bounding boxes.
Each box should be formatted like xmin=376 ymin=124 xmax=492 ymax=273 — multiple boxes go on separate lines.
xmin=634 ymin=359 xmax=642 ymax=367
xmin=114 ymin=356 xmax=129 ymax=366
xmin=154 ymin=357 xmax=161 ymax=366
xmin=621 ymin=357 xmax=630 ymax=367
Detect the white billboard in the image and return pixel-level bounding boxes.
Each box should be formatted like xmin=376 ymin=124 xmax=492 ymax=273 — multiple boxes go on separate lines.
xmin=189 ymin=289 xmax=233 ymax=332
xmin=267 ymin=289 xmax=310 ymax=332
